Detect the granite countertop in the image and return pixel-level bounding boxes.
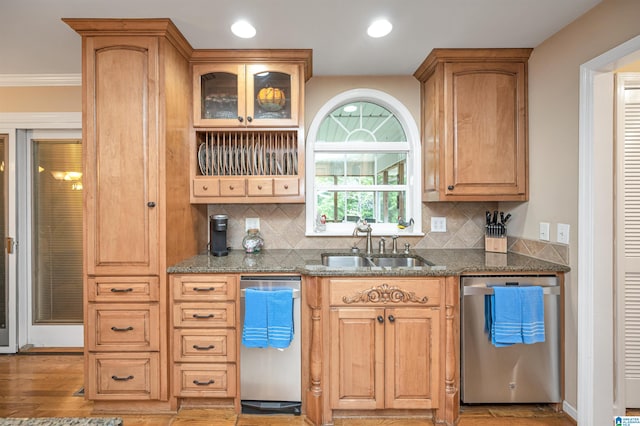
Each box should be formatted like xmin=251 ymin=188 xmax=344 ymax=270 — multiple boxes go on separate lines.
xmin=167 ymin=249 xmax=570 ymax=277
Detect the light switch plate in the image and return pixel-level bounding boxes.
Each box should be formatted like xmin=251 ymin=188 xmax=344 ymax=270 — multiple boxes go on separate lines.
xmin=431 ymin=217 xmax=447 ymax=233
xmin=557 ymin=223 xmax=570 ymax=244
xmin=245 ymin=218 xmax=260 ymax=231
xmin=539 ymin=222 xmax=550 ymax=241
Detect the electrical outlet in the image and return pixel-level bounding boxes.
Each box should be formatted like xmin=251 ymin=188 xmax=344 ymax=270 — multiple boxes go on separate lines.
xmin=431 ymin=217 xmax=447 ymax=233
xmin=557 ymin=223 xmax=570 ymax=244
xmin=539 ymin=222 xmax=550 ymax=241
xmin=245 ymin=218 xmax=260 ymax=231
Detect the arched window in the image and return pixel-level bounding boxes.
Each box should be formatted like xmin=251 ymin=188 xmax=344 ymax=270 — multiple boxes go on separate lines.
xmin=306 ymin=89 xmax=422 ymax=236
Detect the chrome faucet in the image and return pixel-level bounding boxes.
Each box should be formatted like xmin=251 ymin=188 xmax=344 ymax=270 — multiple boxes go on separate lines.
xmin=391 ymin=235 xmax=399 ymax=254
xmin=353 ymin=220 xmax=373 ymax=254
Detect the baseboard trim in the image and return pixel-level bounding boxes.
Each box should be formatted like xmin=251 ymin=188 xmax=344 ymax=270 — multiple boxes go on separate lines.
xmin=563 ymin=400 xmax=578 ymax=422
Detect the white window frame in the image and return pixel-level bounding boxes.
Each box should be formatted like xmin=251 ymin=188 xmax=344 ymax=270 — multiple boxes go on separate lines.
xmin=305 ymin=89 xmax=422 ymax=236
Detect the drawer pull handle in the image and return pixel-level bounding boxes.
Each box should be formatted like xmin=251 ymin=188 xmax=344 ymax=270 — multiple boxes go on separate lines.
xmin=193 ymin=379 xmax=215 ymax=386
xmin=193 ymin=287 xmax=215 ymax=292
xmin=284 ymin=184 xmax=289 ymax=189
xmin=110 ymin=288 xmax=133 ymax=293
xmin=229 ymin=185 xmax=234 ymax=190
xmin=192 ymin=313 xmax=214 ymax=319
xmin=193 ymin=344 xmax=215 ymax=350
xmin=257 ymin=185 xmax=262 ymax=190
xmin=111 ymin=326 xmax=134 ymax=332
xmin=111 ymin=375 xmax=134 ymax=381
xmin=202 ymin=185 xmax=208 ymax=191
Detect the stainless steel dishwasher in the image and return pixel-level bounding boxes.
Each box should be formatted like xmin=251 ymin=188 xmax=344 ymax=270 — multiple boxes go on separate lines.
xmin=239 ymin=275 xmax=301 ymax=415
xmin=461 ymin=275 xmax=561 ymax=403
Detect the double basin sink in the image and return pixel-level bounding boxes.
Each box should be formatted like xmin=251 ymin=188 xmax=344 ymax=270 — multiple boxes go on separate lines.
xmin=321 ymin=253 xmax=433 ymax=268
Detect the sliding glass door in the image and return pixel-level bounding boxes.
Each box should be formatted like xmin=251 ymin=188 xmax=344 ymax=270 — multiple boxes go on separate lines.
xmin=0 ymin=135 xmax=7 ymax=347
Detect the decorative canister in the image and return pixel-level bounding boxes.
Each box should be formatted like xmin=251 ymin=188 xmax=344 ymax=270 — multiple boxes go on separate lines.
xmin=242 ymin=228 xmax=264 ymax=253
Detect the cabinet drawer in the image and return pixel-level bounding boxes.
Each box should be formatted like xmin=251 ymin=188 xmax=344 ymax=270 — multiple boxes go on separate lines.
xmin=174 ymin=363 xmax=236 ymax=397
xmin=87 ymin=304 xmax=159 ymax=351
xmin=173 ymin=302 xmax=235 ymax=328
xmin=274 ymin=177 xmax=299 ymax=196
xmin=174 ymin=329 xmax=236 ymax=363
xmin=87 ymin=352 xmax=159 ymax=400
xmin=172 ymin=274 xmax=236 ymax=301
xmin=247 ymin=178 xmax=273 ymax=196
xmin=219 ymin=178 xmax=246 ymax=197
xmin=193 ymin=178 xmax=220 ymax=197
xmin=328 ymin=278 xmax=442 ymax=307
xmin=87 ymin=276 xmax=159 ymax=302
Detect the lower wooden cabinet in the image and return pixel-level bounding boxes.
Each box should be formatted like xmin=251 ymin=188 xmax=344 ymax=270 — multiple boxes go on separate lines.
xmin=174 ymin=363 xmax=237 ymax=397
xmin=326 ymin=277 xmax=444 ymax=411
xmin=170 ymin=274 xmax=239 ymax=404
xmin=87 ymin=352 xmax=160 ymax=400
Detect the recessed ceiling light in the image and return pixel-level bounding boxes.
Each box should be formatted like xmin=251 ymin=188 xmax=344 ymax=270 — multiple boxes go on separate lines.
xmin=367 ymin=19 xmax=392 ymax=38
xmin=231 ymin=20 xmax=256 ymax=39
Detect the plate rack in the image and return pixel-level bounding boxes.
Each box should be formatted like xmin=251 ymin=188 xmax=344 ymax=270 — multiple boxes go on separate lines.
xmin=196 ymin=130 xmax=298 ymax=177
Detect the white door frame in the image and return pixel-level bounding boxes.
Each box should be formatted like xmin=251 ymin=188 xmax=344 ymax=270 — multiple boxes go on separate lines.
xmin=579 ymin=35 xmax=640 ymax=425
xmin=0 ymin=112 xmax=81 ymax=353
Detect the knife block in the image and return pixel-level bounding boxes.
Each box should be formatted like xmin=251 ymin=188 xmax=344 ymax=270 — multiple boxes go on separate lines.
xmin=485 ymin=235 xmax=507 ymax=253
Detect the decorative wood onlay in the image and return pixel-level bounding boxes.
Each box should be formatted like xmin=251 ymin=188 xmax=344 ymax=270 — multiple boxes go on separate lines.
xmin=341 ymin=283 xmax=429 ymax=305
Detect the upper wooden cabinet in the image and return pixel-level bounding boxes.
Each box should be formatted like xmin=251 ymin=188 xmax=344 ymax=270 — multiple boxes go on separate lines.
xmin=193 ymin=63 xmax=301 ymax=128
xmin=191 ymin=49 xmax=311 ymax=129
xmin=414 ymin=48 xmax=532 ymax=202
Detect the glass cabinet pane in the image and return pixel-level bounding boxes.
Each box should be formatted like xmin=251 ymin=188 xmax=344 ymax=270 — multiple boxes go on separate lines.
xmin=253 ymin=71 xmax=292 ymax=120
xmin=201 ymin=72 xmax=239 ymax=120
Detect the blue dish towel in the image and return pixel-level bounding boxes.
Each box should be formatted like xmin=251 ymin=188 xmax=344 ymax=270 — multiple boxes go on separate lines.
xmin=267 ymin=288 xmax=294 ymax=349
xmin=241 ymin=288 xmax=294 ymax=349
xmin=486 ymin=286 xmax=545 ymax=347
xmin=519 ymin=286 xmax=545 ymax=344
xmin=242 ymin=288 xmax=269 ymax=348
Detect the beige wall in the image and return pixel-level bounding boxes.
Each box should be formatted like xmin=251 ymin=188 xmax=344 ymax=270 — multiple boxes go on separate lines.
xmin=0 ymin=86 xmax=81 ymax=112
xmin=505 ymin=0 xmax=640 ymax=410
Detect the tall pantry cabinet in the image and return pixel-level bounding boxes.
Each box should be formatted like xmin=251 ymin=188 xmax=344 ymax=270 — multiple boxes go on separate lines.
xmin=64 ymin=19 xmax=207 ymax=411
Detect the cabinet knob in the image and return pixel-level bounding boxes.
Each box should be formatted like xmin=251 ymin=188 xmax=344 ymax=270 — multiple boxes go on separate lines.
xmin=202 ymin=185 xmax=208 ymax=191
xmin=247 ymin=116 xmax=253 ymax=122
xmin=229 ymin=185 xmax=234 ymax=190
xmin=237 ymin=116 xmax=244 ymax=123
xmin=447 ymin=185 xmax=454 ymax=191
xmin=257 ymin=185 xmax=262 ymax=190
xmin=388 ymin=315 xmax=395 ymax=322
xmin=147 ymin=201 xmax=156 ymax=208
xmin=284 ymin=184 xmax=289 ymax=189
xmin=377 ymin=315 xmax=384 ymax=323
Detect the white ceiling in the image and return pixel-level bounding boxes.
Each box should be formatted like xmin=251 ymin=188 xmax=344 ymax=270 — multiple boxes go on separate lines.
xmin=1 ymin=0 xmax=601 ymax=77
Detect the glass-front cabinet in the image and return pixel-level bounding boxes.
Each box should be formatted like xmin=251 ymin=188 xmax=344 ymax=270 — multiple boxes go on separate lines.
xmin=193 ymin=63 xmax=300 ymax=128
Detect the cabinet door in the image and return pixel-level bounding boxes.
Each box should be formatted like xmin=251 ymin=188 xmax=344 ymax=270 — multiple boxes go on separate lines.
xmin=246 ymin=63 xmax=300 ymax=127
xmin=330 ymin=307 xmax=385 ymax=410
xmin=443 ymin=61 xmax=527 ymax=199
xmin=84 ymin=36 xmax=159 ymax=276
xmin=385 ymin=307 xmax=440 ymax=409
xmin=193 ymin=63 xmax=246 ymax=127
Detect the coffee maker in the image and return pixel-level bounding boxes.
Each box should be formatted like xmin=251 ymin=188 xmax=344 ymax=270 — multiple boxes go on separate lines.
xmin=209 ymin=214 xmax=229 ymax=256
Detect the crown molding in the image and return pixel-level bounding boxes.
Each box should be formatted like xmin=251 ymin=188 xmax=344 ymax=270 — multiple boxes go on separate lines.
xmin=0 ymin=74 xmax=81 ymax=87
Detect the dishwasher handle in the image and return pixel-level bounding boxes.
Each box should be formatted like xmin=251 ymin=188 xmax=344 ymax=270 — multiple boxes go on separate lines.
xmin=463 ymin=286 xmax=560 ymax=296
xmin=240 ymin=288 xmax=301 ymax=299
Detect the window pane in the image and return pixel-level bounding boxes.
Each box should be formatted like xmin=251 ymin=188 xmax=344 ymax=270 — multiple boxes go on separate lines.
xmin=316 ymin=101 xmax=406 ymax=142
xmin=32 ymin=140 xmax=83 ymax=323
xmin=316 ymin=153 xmax=407 ymax=185
xmin=316 ymin=190 xmax=406 ymax=224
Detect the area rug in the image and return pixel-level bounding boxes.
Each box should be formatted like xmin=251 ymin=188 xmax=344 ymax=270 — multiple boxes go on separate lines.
xmin=0 ymin=419 xmax=122 ymax=426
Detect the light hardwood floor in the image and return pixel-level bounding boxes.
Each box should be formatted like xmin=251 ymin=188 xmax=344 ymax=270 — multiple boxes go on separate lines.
xmin=0 ymin=353 xmax=577 ymax=425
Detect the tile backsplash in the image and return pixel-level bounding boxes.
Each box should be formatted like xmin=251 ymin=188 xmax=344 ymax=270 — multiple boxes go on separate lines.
xmin=207 ymin=202 xmax=569 ymax=266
